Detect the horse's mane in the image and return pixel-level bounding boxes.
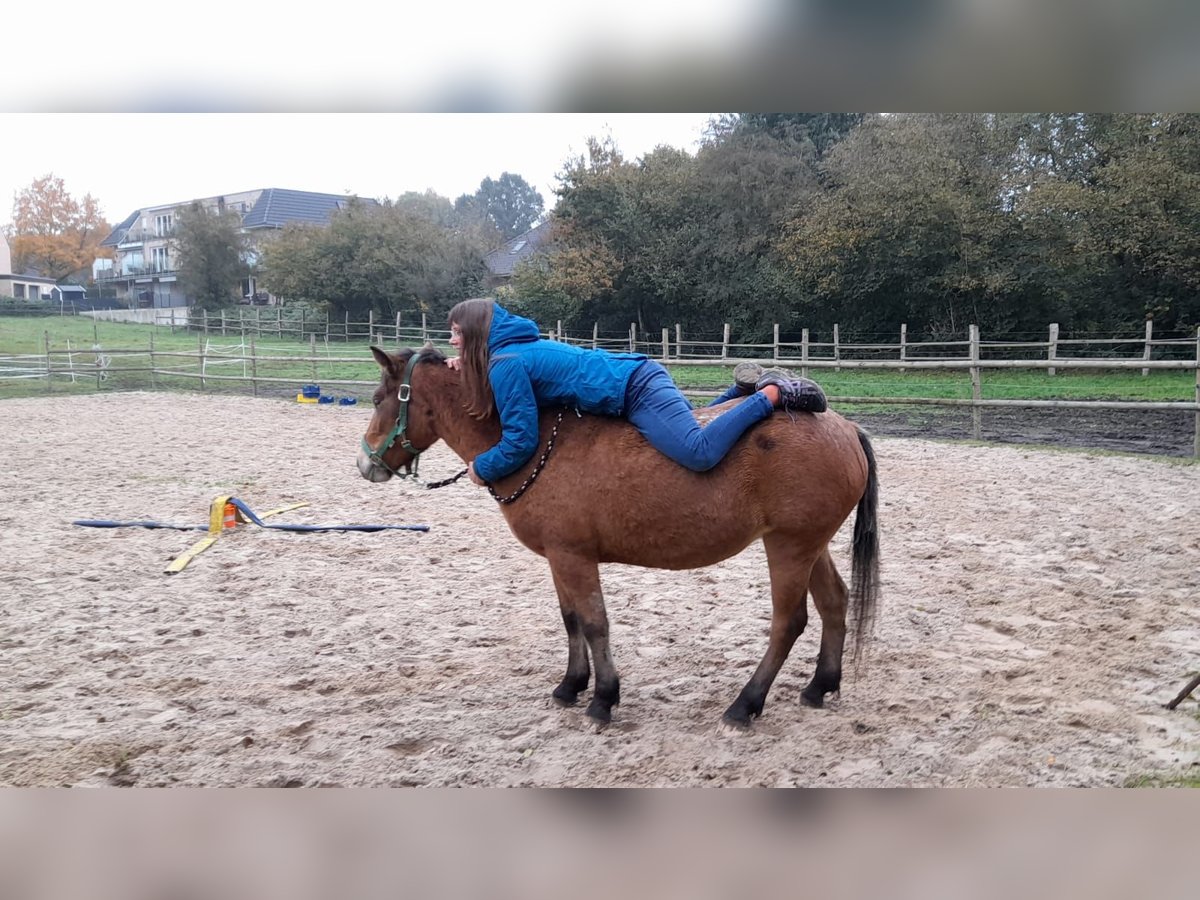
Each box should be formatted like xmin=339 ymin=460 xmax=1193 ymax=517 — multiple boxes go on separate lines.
xmin=398 ymin=344 xmax=447 ymax=367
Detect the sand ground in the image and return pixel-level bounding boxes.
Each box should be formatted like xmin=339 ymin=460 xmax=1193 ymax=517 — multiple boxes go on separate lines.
xmin=1 ymin=392 xmax=1197 ymax=786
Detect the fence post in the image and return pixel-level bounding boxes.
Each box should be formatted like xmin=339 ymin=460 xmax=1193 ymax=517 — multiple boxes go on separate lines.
xmin=1048 ymin=323 xmax=1058 ymax=376
xmin=221 ymin=310 xmax=227 ymax=336
xmin=629 ymin=323 xmax=636 ymax=352
xmin=202 ymin=309 xmax=208 ymax=336
xmin=773 ymin=323 xmax=780 ymax=362
xmin=311 ymin=333 xmax=318 ymax=381
xmin=722 ymin=323 xmax=730 ymax=359
xmin=970 ymin=324 xmax=982 ymax=441
xmin=661 ymin=328 xmax=669 ymax=360
xmin=256 ymin=308 xmax=261 ymax=338
xmin=557 ymin=320 xmax=563 ymax=341
xmin=277 ymin=308 xmax=282 ymax=339
xmin=421 ymin=313 xmax=428 ymax=343
xmin=300 ymin=307 xmax=306 ymax=340
xmin=345 ymin=310 xmax=350 ymax=341
xmin=1142 ymin=318 xmax=1153 ymax=377
xmin=1194 ymin=326 xmax=1199 ymax=459
xmin=368 ymin=309 xmax=375 ymax=345
xmin=250 ymin=336 xmax=258 ymax=398
xmin=833 ymin=323 xmax=841 ymax=372
xmin=149 ymin=330 xmax=157 ymax=390
xmin=801 ymin=328 xmax=809 ymax=379
xmin=396 ymin=311 xmax=402 ymax=346
xmin=199 ymin=334 xmax=206 ymax=391
xmin=44 ymin=331 xmax=52 ymax=393
xmin=900 ymin=323 xmax=907 ymax=362
xmin=592 ymin=322 xmax=598 ymax=350
xmin=239 ymin=308 xmax=246 ymax=338
xmin=675 ymin=324 xmax=682 ymax=359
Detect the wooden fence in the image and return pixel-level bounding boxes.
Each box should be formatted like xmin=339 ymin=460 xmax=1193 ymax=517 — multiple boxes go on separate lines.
xmin=5 ymin=318 xmax=1200 ymax=457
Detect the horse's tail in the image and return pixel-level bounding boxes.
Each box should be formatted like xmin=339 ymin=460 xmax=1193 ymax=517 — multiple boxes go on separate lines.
xmin=850 ymin=427 xmax=881 ymax=664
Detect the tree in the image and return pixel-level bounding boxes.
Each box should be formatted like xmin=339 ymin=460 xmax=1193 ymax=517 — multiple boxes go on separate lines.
xmin=257 ymin=198 xmax=491 ymax=321
xmin=457 ymin=172 xmax=544 ymax=241
xmin=174 ymin=202 xmax=249 ymax=311
xmin=7 ymin=174 xmax=111 ymax=280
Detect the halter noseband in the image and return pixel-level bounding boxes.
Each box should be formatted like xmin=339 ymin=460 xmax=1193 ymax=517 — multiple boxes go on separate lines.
xmin=361 ymin=351 xmax=424 ymax=480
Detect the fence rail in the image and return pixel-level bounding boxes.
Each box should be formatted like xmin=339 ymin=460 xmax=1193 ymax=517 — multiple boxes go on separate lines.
xmin=4 ymin=315 xmax=1199 ymax=457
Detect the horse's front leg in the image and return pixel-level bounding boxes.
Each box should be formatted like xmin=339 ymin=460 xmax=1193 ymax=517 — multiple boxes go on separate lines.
xmin=547 ymin=553 xmax=619 ymax=724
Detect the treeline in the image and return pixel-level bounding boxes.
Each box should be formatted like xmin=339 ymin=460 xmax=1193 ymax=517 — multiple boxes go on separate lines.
xmin=509 ymin=114 xmax=1200 ymax=340
xmin=251 ymin=177 xmax=544 ymax=323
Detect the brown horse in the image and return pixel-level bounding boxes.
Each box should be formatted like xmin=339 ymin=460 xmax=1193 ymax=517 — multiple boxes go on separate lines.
xmin=357 ymin=345 xmax=880 ymax=728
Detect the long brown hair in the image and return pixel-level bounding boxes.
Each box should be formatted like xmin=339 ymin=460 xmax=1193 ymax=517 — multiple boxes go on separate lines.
xmin=448 ymin=298 xmax=495 ymax=419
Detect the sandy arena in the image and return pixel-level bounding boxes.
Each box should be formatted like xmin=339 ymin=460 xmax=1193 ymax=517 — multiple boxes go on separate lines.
xmin=1 ymin=391 xmax=1197 ymax=786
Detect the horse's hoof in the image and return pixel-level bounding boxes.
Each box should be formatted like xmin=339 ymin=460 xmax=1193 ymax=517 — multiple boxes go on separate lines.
xmin=800 ymin=692 xmax=825 ymax=708
xmin=551 ymin=686 xmax=579 ymax=707
xmin=719 ymin=715 xmax=753 ymax=735
xmin=584 ymin=700 xmax=612 ymax=726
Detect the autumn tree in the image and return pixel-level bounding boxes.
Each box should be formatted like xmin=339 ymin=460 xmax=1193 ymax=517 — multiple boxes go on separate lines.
xmin=8 ymin=174 xmax=111 ymax=280
xmin=174 ymin=202 xmax=249 ymax=311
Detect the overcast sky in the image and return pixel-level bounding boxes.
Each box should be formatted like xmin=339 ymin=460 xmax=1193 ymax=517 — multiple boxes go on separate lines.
xmin=0 ymin=114 xmax=715 ymax=228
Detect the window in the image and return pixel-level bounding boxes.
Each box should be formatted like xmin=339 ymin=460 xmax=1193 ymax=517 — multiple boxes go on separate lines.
xmin=509 ymin=240 xmax=527 ymax=254
xmin=13 ymin=284 xmax=24 ymax=299
xmin=155 ymin=214 xmax=173 ymax=237
xmin=152 ymin=247 xmax=169 ymax=271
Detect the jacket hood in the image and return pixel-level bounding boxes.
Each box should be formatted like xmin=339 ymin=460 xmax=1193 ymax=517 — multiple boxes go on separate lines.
xmin=487 ymin=303 xmax=541 ymax=353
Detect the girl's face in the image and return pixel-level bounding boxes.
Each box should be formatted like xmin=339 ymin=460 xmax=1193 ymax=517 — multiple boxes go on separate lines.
xmin=449 ymin=322 xmax=463 ymax=351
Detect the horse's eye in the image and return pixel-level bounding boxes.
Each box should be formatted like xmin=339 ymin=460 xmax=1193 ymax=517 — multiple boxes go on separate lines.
xmin=373 ymin=398 xmax=381 ymax=408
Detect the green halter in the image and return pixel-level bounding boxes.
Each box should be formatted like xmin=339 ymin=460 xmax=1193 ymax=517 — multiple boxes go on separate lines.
xmin=361 ymin=352 xmax=423 ymax=480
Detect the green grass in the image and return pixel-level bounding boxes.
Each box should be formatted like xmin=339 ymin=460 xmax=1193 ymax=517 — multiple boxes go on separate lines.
xmin=0 ymin=315 xmax=447 ymax=402
xmin=0 ymin=315 xmax=1195 ymax=405
xmin=666 ymin=362 xmax=1195 ymax=403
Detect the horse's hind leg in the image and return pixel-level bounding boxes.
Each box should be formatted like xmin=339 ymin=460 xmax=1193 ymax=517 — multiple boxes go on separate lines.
xmin=547 ymin=553 xmax=619 ymax=724
xmin=722 ymin=533 xmax=815 ymax=728
xmin=801 ymin=548 xmax=849 ymax=708
xmin=549 ymin=564 xmax=592 ymax=707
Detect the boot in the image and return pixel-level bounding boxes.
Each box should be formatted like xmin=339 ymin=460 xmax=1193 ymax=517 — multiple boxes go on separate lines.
xmin=756 ymin=372 xmax=828 ymax=413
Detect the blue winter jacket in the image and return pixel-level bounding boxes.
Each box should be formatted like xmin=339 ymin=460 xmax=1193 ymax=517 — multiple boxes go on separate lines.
xmin=472 ymin=304 xmax=646 ymax=482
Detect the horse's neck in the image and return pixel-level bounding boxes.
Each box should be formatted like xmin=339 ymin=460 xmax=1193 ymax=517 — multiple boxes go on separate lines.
xmin=428 ymin=371 xmax=501 ymax=462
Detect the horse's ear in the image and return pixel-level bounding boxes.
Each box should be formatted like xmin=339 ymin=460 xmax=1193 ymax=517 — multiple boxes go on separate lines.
xmin=370 ymin=346 xmax=396 ymax=374
xmin=422 ymin=340 xmax=435 ymax=353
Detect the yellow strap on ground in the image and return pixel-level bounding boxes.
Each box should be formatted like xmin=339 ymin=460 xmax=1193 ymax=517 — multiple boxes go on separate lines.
xmin=164 ymin=497 xmax=311 ymax=575
xmin=165 ymin=536 xmax=219 ymax=575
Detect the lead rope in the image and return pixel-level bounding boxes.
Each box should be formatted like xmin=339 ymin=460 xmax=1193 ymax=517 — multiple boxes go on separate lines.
xmin=487 ymin=409 xmax=566 ymax=505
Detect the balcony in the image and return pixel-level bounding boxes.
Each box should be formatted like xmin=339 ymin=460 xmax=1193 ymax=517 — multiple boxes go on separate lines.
xmin=116 ymin=227 xmax=175 ymax=246
xmin=96 ymin=265 xmax=178 ymax=282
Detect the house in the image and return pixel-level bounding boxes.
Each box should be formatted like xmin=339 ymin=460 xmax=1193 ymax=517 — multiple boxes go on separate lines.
xmin=483 ymin=220 xmax=553 ymax=289
xmin=97 ymin=188 xmax=375 ymax=308
xmin=0 ymin=233 xmax=58 ymax=301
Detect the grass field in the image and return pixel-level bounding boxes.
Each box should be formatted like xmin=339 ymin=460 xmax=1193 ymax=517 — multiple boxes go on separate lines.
xmin=1 ymin=315 xmax=1196 ymax=405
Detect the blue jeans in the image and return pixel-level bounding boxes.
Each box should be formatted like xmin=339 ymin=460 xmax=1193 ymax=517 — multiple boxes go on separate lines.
xmin=624 ymin=361 xmax=773 ymax=472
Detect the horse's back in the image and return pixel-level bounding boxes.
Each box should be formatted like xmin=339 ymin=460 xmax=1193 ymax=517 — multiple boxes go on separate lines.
xmin=499 ymin=405 xmax=869 ymax=569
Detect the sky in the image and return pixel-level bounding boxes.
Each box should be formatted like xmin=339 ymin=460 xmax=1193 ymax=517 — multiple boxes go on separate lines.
xmin=0 ymin=114 xmax=715 ymax=229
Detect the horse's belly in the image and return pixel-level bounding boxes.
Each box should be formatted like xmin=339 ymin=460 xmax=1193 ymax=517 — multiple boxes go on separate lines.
xmin=513 ymin=503 xmax=763 ymax=570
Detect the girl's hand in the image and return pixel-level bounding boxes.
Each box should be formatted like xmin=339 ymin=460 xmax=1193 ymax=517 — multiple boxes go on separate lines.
xmin=467 ymin=462 xmax=485 ymax=487
xmin=445 ymin=357 xmax=462 ymax=371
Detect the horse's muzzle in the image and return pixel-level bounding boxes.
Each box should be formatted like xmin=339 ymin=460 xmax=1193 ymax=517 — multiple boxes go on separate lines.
xmin=356 ymin=448 xmax=393 ymax=482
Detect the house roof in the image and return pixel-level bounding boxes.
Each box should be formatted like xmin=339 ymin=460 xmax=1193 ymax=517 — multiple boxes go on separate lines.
xmin=100 ymin=211 xmax=140 ymax=248
xmin=484 ymin=220 xmax=553 ymax=278
xmin=242 ymin=188 xmax=373 ymax=229
xmin=100 ymin=189 xmax=376 ymax=246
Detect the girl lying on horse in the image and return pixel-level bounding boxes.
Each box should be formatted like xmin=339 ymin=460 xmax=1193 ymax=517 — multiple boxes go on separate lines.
xmin=445 ymin=298 xmax=827 ymax=488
